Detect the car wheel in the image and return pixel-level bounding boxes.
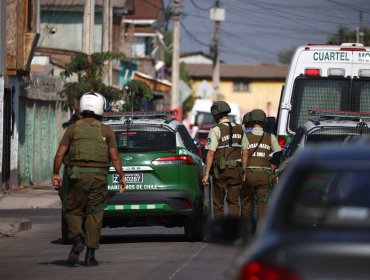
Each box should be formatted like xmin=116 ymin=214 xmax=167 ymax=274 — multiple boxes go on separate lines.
xmin=61 ymin=208 xmax=70 ymax=245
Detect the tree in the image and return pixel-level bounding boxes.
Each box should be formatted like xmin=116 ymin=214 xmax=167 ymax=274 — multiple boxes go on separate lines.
xmin=278 ymin=46 xmax=297 ymax=64
xmin=118 ymin=79 xmax=153 ymax=111
xmin=327 ymin=25 xmax=370 ymax=45
xmin=277 ymin=26 xmax=370 ymax=64
xmin=58 ymin=51 xmax=154 ymax=126
xmin=59 ymin=52 xmax=127 ymax=110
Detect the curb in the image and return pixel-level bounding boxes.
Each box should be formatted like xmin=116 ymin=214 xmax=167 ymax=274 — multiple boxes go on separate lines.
xmin=0 ymin=217 xmax=32 ymax=238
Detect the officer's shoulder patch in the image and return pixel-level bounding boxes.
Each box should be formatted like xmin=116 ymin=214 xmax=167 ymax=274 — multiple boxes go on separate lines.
xmin=206 ymin=138 xmax=212 ymax=145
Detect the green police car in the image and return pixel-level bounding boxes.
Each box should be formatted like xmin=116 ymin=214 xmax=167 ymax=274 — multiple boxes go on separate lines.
xmin=101 ymin=111 xmax=210 ymax=241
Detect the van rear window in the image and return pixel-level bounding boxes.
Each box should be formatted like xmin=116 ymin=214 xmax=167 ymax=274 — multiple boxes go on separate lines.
xmin=289 ymin=77 xmax=350 ymax=131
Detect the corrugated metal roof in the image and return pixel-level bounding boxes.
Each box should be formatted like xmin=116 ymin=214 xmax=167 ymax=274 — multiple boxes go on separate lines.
xmin=185 ymin=63 xmax=289 ymax=79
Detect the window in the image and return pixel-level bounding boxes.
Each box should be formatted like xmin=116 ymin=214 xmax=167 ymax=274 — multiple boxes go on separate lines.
xmin=132 ymin=36 xmax=154 ymax=57
xmin=287 ymin=168 xmax=370 ymax=228
xmin=289 ymin=77 xmax=350 ymax=131
xmin=233 ymin=80 xmax=250 ymax=92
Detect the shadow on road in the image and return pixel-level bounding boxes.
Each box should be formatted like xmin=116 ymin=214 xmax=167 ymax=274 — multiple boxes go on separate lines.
xmin=100 ymin=233 xmax=187 ymax=244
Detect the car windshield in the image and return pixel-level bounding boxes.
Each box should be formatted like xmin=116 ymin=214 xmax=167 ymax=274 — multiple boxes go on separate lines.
xmin=289 ymin=77 xmax=370 ymax=132
xmin=287 ymin=168 xmax=370 ymax=228
xmin=113 ymin=124 xmax=176 ymax=152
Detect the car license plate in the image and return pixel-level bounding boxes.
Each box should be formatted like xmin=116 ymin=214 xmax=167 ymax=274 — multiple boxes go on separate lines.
xmin=112 ymin=173 xmax=143 ymax=183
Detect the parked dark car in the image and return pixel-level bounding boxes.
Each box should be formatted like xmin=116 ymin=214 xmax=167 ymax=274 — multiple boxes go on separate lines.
xmin=276 ymin=110 xmax=370 ymax=177
xmin=207 ymin=140 xmax=370 ymax=280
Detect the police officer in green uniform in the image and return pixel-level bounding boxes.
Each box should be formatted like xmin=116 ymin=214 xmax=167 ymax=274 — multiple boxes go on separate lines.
xmin=201 ymin=101 xmax=248 ymax=218
xmin=241 ymin=109 xmax=281 ymax=228
xmin=52 ymin=92 xmax=126 ymax=267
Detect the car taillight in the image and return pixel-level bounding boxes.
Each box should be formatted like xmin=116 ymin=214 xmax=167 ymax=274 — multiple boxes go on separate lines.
xmin=241 ymin=261 xmax=301 ymax=280
xmin=278 ymin=136 xmax=286 ymax=148
xmin=152 ymin=155 xmax=195 ymax=165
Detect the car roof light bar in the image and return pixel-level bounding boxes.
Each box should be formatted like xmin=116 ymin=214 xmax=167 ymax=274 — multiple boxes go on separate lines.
xmin=308 ymin=109 xmax=370 ymax=120
xmin=103 ymin=110 xmax=178 ymax=119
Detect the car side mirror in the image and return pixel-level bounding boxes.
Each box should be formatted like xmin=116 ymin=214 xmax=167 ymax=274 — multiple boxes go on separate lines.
xmin=204 ymin=216 xmax=253 ymax=246
xmin=269 ymin=150 xmax=283 ymax=167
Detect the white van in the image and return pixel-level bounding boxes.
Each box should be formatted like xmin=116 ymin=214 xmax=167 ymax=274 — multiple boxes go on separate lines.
xmin=276 ymin=43 xmax=370 ymax=147
xmin=188 ymin=99 xmax=241 ymax=138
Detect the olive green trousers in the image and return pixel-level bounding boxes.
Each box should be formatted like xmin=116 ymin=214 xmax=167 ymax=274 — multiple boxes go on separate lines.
xmin=241 ymin=170 xmax=271 ymax=229
xmin=212 ymin=167 xmax=242 ymax=218
xmin=65 ymin=175 xmax=108 ymax=249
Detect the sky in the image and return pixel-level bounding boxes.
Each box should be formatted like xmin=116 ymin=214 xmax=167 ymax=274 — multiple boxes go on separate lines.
xmin=165 ymin=0 xmax=370 ymax=64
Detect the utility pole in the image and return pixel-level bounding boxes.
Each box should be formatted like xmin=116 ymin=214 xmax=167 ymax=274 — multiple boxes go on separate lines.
xmin=359 ymin=11 xmax=364 ymax=44
xmin=171 ymin=0 xmax=181 ymax=115
xmin=102 ymin=0 xmax=112 ymax=84
xmin=82 ymin=0 xmax=95 ymax=54
xmin=210 ymin=1 xmax=224 ymax=101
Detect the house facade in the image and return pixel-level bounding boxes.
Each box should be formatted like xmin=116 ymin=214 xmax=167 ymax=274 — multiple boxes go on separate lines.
xmin=184 ymin=62 xmax=289 ymax=117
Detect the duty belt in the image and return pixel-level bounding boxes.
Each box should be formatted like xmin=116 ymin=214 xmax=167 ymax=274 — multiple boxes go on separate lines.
xmin=68 ymin=166 xmax=108 ymax=179
xmin=216 ymin=144 xmax=242 ymax=149
xmin=245 ymin=167 xmax=272 ymax=174
xmin=79 ymin=166 xmax=108 ymax=176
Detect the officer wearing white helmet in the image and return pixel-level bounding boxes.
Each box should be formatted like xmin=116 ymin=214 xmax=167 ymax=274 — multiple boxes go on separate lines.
xmin=202 ymin=101 xmax=248 ymax=218
xmin=241 ymin=109 xmax=281 ymax=229
xmin=52 ymin=92 xmax=126 ymax=267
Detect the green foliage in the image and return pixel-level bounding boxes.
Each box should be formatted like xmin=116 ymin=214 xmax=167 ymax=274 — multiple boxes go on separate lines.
xmin=121 ymin=80 xmax=154 ymax=111
xmin=327 ymin=26 xmax=370 ymax=45
xmin=278 ymin=46 xmax=296 ymax=64
xmin=277 ymin=26 xmax=370 ymax=64
xmin=327 ymin=26 xmax=356 ymax=44
xmin=58 ymin=51 xmax=127 ymax=110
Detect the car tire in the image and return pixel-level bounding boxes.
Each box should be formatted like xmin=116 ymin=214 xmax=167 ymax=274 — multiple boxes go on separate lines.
xmin=184 ymin=198 xmax=204 ymax=242
xmin=61 ymin=208 xmax=70 ymax=245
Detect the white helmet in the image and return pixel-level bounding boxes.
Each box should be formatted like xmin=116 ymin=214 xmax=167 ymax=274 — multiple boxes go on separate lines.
xmin=78 ymin=92 xmax=107 ymax=116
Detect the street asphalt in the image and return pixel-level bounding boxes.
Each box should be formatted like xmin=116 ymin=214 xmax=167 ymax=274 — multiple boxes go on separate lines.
xmin=0 ymin=185 xmax=61 ymax=237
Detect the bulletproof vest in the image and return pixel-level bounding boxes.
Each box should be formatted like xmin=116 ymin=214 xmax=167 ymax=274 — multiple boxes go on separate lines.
xmin=69 ymin=119 xmax=109 ymax=165
xmin=246 ymin=132 xmax=271 ymax=168
xmin=214 ymin=122 xmax=243 ymax=160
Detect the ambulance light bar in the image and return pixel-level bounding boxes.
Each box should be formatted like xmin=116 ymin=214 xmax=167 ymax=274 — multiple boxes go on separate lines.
xmin=328 ymin=68 xmax=345 ymax=77
xmin=305 ymin=68 xmax=321 ymax=76
xmin=308 ymin=109 xmax=370 ymax=119
xmin=305 ymin=68 xmax=349 ymax=77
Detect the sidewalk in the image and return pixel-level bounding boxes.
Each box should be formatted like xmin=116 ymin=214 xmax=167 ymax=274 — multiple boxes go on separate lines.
xmin=0 ymin=185 xmax=61 ymax=237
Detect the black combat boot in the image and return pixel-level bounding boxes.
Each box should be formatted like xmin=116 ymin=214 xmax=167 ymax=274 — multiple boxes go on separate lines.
xmin=84 ymin=247 xmax=99 ymax=267
xmin=67 ymin=235 xmax=85 ymax=265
